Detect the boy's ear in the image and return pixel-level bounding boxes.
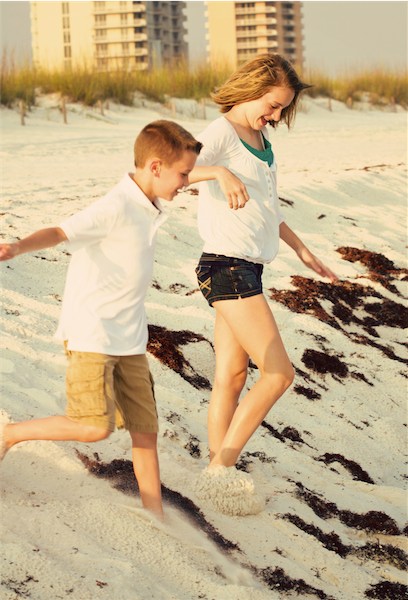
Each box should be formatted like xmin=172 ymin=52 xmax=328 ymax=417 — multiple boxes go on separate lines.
xmin=150 ymin=159 xmax=162 ymax=177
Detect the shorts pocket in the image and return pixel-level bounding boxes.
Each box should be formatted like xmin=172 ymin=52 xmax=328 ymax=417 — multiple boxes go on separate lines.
xmin=66 ymin=361 xmax=109 ymax=418
xmin=195 ymin=264 xmax=212 ymax=300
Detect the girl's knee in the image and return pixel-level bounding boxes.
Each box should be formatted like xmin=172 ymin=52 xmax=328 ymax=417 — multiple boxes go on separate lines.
xmin=284 ymin=364 xmax=295 ymax=389
xmin=263 ymin=364 xmax=294 ymax=395
xmin=214 ymin=367 xmax=247 ymax=395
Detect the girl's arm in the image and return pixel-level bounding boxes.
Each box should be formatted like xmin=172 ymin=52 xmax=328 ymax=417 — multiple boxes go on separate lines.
xmin=279 ymin=222 xmax=338 ymax=282
xmin=0 ymin=227 xmax=68 ymax=261
xmin=188 ymin=165 xmax=249 ymax=210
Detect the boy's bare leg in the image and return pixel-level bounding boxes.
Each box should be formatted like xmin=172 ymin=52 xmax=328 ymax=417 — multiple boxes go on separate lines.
xmin=130 ymin=431 xmax=163 ymax=518
xmin=4 ymin=416 xmax=110 ymax=451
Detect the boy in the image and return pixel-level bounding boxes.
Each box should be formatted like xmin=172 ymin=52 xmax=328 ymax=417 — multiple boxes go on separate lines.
xmin=0 ymin=120 xmax=202 ymax=518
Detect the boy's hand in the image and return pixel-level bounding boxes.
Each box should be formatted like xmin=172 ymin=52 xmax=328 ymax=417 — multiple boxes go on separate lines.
xmin=216 ymin=168 xmax=250 ymax=210
xmin=297 ymin=247 xmax=338 ymax=283
xmin=0 ymin=242 xmax=19 ymax=261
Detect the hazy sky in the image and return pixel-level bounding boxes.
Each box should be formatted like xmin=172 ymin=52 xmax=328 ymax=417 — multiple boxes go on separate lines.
xmin=0 ymin=1 xmax=407 ymax=74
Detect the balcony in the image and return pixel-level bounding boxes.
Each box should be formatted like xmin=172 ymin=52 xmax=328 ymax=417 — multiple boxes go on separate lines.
xmin=134 ymin=47 xmax=148 ymax=56
xmin=134 ymin=18 xmax=146 ymax=26
xmin=94 ymin=3 xmax=146 ymax=14
xmin=236 ymin=17 xmax=277 ymax=27
xmin=236 ymin=28 xmax=275 ymax=39
xmin=236 ymin=39 xmax=277 ymax=51
xmin=235 ymin=5 xmax=277 ymax=16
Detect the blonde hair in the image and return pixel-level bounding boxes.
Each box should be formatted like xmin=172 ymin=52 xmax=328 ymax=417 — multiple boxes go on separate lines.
xmin=134 ymin=120 xmax=202 ymax=167
xmin=211 ymin=53 xmax=311 ymax=128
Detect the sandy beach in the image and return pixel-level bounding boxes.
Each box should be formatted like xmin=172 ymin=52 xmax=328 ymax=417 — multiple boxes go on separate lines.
xmin=0 ymin=95 xmax=407 ymax=600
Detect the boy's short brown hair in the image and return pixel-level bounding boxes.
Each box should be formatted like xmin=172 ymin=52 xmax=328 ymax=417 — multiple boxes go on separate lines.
xmin=134 ymin=119 xmax=202 ymax=167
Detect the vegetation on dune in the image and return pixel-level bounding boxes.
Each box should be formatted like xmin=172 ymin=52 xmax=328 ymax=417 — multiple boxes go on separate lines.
xmin=1 ymin=54 xmax=406 ymax=110
xmin=305 ymin=68 xmax=408 ymax=107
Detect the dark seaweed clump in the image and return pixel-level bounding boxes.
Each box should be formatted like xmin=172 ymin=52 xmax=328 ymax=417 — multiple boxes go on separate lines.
xmin=270 ymin=275 xmax=407 ymax=363
xmin=282 ymin=513 xmax=350 ymax=557
xmin=293 ymin=384 xmax=322 ymax=400
xmin=254 ymin=566 xmax=331 ymax=600
xmin=147 ymin=324 xmax=211 ymax=389
xmin=295 ymin=482 xmax=401 ymax=535
xmin=338 ymin=246 xmax=408 ymax=296
xmin=302 ymin=348 xmax=349 ymax=380
xmin=261 ymin=421 xmax=308 ymax=445
xmin=365 ymin=581 xmax=408 ymax=599
xmin=282 ymin=513 xmax=408 ymax=569
xmin=317 ymin=453 xmax=375 ymax=484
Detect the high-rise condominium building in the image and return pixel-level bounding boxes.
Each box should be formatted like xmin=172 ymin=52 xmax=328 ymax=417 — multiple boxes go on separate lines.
xmin=205 ymin=1 xmax=304 ymax=69
xmin=30 ymin=1 xmax=187 ymax=71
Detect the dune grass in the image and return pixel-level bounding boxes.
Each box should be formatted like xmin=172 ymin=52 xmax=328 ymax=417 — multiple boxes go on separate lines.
xmin=1 ymin=56 xmax=406 ymax=110
xmin=306 ymin=68 xmax=408 ymax=107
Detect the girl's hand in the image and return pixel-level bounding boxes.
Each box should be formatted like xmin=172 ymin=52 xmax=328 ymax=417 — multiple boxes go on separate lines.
xmin=297 ymin=246 xmax=338 ymax=283
xmin=216 ymin=167 xmax=250 ymax=210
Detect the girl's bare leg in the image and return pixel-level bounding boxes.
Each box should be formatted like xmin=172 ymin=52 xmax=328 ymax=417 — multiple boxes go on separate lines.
xmin=130 ymin=431 xmax=163 ymax=518
xmin=208 ymin=310 xmax=249 ymax=459
xmin=210 ymin=294 xmax=294 ymax=467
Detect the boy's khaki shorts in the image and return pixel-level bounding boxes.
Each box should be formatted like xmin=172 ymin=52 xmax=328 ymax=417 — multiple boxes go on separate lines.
xmin=65 ymin=348 xmax=158 ymax=433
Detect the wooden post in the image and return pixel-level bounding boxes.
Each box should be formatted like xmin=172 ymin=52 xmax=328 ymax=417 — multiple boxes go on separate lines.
xmin=200 ymin=98 xmax=206 ymax=119
xmin=61 ymin=96 xmax=67 ymax=124
xmin=19 ymin=100 xmax=26 ymax=126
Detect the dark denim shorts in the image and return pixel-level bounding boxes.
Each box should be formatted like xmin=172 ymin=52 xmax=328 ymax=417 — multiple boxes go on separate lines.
xmin=195 ymin=253 xmax=264 ymax=307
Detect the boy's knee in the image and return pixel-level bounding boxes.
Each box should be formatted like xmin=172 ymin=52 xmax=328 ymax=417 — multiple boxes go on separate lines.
xmin=80 ymin=425 xmax=111 ymax=443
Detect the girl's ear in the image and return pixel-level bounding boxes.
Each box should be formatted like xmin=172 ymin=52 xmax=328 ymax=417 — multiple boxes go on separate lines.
xmin=150 ymin=159 xmax=162 ymax=177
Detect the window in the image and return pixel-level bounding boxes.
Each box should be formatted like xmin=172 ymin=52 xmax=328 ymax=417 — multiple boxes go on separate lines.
xmin=96 ymin=44 xmax=108 ymax=55
xmin=63 ymin=32 xmax=71 ymax=43
xmin=95 ymin=14 xmax=106 ymax=24
xmin=62 ymin=3 xmax=69 ymax=15
xmin=121 ymin=14 xmax=128 ymax=24
xmin=62 ymin=16 xmax=70 ymax=29
xmin=64 ymin=46 xmax=71 ymax=58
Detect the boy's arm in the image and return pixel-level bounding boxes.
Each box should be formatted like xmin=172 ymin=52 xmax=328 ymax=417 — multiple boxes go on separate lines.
xmin=279 ymin=221 xmax=338 ymax=282
xmin=188 ymin=165 xmax=249 ymax=210
xmin=0 ymin=227 xmax=68 ymax=261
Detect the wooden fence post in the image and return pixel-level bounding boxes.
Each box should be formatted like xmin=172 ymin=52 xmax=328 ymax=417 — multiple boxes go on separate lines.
xmin=19 ymin=100 xmax=26 ymax=126
xmin=61 ymin=96 xmax=68 ymax=124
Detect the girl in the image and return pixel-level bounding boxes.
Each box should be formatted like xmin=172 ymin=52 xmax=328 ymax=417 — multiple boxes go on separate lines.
xmin=188 ymin=54 xmax=337 ymax=515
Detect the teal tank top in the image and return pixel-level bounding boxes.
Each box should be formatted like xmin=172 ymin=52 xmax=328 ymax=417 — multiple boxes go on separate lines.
xmin=240 ymin=133 xmax=274 ymax=166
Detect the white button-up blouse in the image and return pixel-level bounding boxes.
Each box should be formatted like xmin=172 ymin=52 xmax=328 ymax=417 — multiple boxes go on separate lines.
xmin=196 ymin=116 xmax=285 ymax=264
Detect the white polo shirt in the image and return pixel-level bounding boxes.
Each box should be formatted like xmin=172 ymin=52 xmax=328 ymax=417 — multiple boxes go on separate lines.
xmin=55 ymin=173 xmax=167 ymax=355
xmin=196 ymin=116 xmax=285 ymax=264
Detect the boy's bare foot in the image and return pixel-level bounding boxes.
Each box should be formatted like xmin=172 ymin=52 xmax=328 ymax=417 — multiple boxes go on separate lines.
xmin=0 ymin=412 xmax=10 ymax=462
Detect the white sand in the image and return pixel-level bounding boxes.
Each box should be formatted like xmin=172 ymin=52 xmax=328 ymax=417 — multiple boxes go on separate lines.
xmin=1 ymin=96 xmax=407 ymax=600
